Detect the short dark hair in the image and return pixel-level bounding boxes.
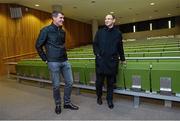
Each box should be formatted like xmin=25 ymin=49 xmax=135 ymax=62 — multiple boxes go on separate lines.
xmin=51 ymin=11 xmax=64 ymax=18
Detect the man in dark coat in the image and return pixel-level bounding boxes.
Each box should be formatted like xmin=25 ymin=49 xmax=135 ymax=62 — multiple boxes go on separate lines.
xmin=93 ymin=14 xmax=126 ymax=109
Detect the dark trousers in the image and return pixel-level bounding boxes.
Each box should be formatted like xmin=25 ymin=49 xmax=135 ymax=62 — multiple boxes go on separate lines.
xmin=96 ymin=73 xmax=116 ymax=101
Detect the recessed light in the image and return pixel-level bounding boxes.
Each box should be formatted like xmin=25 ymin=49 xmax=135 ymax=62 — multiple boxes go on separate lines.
xmin=150 ymin=3 xmax=155 ymax=6
xmin=35 ymin=4 xmax=40 ymax=7
xmin=154 ymin=10 xmax=158 ymax=12
xmin=168 ymin=13 xmax=171 ymax=16
xmin=110 ymin=11 xmax=114 ymax=14
xmin=91 ymin=0 xmax=95 ymax=3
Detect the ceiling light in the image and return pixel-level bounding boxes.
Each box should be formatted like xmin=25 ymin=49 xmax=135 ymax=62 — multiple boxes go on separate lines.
xmin=154 ymin=10 xmax=158 ymax=12
xmin=91 ymin=0 xmax=95 ymax=3
xmin=150 ymin=3 xmax=155 ymax=6
xmin=110 ymin=11 xmax=114 ymax=14
xmin=168 ymin=13 xmax=171 ymax=16
xmin=35 ymin=4 xmax=40 ymax=7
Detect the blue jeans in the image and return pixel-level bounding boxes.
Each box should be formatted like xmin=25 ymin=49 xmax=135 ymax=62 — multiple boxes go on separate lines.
xmin=48 ymin=61 xmax=73 ymax=105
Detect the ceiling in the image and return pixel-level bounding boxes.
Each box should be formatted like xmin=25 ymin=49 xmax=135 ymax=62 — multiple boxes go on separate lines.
xmin=0 ymin=0 xmax=180 ymax=25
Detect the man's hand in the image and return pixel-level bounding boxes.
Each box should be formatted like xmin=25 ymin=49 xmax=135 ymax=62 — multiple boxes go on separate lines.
xmin=45 ymin=61 xmax=48 ymax=64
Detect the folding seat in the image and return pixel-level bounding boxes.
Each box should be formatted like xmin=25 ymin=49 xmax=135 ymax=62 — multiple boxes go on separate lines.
xmin=151 ymin=62 xmax=180 ymax=95
xmin=123 ymin=62 xmax=151 ymax=92
xmin=34 ymin=61 xmax=49 ymax=79
xmin=164 ymin=47 xmax=180 ymax=51
xmin=116 ymin=64 xmax=126 ymax=89
xmin=128 ymin=52 xmax=144 ymax=57
xmin=148 ymin=48 xmax=163 ymax=52
xmin=144 ymin=52 xmax=161 ymax=57
xmin=16 ymin=62 xmax=25 ymax=76
xmin=84 ymin=62 xmax=96 ymax=86
xmin=70 ymin=62 xmax=86 ymax=84
xmin=17 ymin=60 xmax=31 ymax=77
xmin=161 ymin=51 xmax=180 ymax=57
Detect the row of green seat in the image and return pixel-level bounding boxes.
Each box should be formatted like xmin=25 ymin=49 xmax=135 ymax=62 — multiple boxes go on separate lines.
xmin=67 ymin=51 xmax=180 ymax=58
xmin=123 ymin=38 xmax=179 ymax=47
xmin=125 ymin=47 xmax=180 ymax=52
xmin=16 ymin=60 xmax=180 ymax=94
xmin=67 ymin=46 xmax=180 ymax=53
xmin=67 ymin=38 xmax=180 ymax=52
xmin=67 ymin=45 xmax=180 ymax=54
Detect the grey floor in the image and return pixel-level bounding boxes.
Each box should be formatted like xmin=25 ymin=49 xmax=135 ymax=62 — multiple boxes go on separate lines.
xmin=1 ymin=76 xmax=180 ymax=120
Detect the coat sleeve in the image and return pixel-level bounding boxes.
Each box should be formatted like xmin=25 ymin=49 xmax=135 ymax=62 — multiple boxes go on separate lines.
xmin=35 ymin=28 xmax=48 ymax=62
xmin=93 ymin=31 xmax=100 ymax=56
xmin=118 ymin=33 xmax=125 ymax=61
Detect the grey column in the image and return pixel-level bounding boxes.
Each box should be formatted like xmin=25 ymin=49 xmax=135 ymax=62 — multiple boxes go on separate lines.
xmin=92 ymin=19 xmax=98 ymax=41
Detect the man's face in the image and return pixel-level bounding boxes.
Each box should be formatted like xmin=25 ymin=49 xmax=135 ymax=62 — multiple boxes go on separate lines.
xmin=53 ymin=13 xmax=64 ymax=26
xmin=105 ymin=15 xmax=115 ymax=28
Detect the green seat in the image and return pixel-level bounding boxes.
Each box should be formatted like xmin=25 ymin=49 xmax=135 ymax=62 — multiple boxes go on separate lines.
xmin=144 ymin=52 xmax=161 ymax=57
xmin=16 ymin=60 xmax=49 ymax=79
xmin=33 ymin=61 xmax=49 ymax=79
xmin=116 ymin=64 xmax=125 ymax=89
xmin=70 ymin=62 xmax=86 ymax=84
xmin=127 ymin=53 xmax=144 ymax=57
xmin=124 ymin=62 xmax=151 ymax=91
xmin=16 ymin=60 xmax=32 ymax=77
xmin=151 ymin=62 xmax=180 ymax=94
xmin=84 ymin=62 xmax=96 ymax=85
xmin=161 ymin=51 xmax=180 ymax=57
xmin=164 ymin=47 xmax=180 ymax=51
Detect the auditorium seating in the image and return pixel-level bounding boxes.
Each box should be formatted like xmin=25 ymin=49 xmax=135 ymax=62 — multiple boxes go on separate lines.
xmin=15 ymin=38 xmax=180 ymax=97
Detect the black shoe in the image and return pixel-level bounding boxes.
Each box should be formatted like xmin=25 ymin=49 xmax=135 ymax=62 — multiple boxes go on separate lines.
xmin=64 ymin=103 xmax=79 ymax=110
xmin=107 ymin=101 xmax=114 ymax=109
xmin=97 ymin=97 xmax=102 ymax=105
xmin=55 ymin=105 xmax=61 ymax=114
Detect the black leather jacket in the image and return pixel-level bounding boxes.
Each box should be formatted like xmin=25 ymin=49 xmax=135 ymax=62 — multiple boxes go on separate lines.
xmin=35 ymin=23 xmax=67 ymax=62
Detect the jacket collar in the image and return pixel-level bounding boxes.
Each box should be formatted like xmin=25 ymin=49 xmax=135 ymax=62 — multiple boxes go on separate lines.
xmin=51 ymin=23 xmax=62 ymax=31
xmin=104 ymin=25 xmax=115 ymax=31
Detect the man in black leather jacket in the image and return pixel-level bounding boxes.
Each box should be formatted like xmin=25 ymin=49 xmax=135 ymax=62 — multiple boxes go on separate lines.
xmin=93 ymin=14 xmax=126 ymax=109
xmin=35 ymin=11 xmax=79 ymax=114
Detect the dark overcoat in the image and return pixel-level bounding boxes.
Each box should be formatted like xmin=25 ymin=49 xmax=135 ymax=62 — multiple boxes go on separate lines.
xmin=93 ymin=26 xmax=125 ymax=75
